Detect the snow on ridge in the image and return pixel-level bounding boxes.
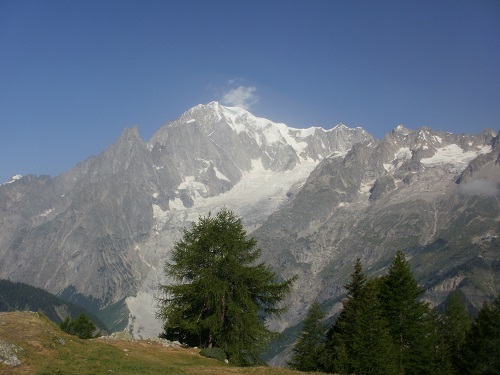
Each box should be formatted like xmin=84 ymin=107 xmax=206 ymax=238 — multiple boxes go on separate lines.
xmin=383 ymin=163 xmax=394 ymax=172
xmin=394 ymin=124 xmax=411 ymax=135
xmin=168 ymin=198 xmax=185 ymax=211
xmin=332 ymin=123 xmax=348 ymax=130
xmin=216 ymin=104 xmax=313 ymax=153
xmin=201 ymin=102 xmax=363 ymax=136
xmin=163 ymin=157 xmax=319 ymax=216
xmin=178 ymin=176 xmax=208 ymax=193
xmin=214 ymin=166 xmax=230 ymax=182
xmin=328 ymin=150 xmax=349 ymax=159
xmin=421 ymin=144 xmax=492 ymax=168
xmin=219 ymin=103 xmax=251 ymax=118
xmin=1 ymin=174 xmax=23 ymax=186
xmin=297 ymin=127 xmax=319 ymax=137
xmin=39 ymin=208 xmax=54 ymax=217
xmin=173 ymin=103 xmax=367 ymax=157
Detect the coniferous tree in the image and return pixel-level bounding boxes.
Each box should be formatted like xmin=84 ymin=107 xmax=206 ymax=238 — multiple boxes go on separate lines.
xmin=437 ymin=290 xmax=471 ymax=374
xmin=427 ymin=307 xmax=453 ymax=375
xmin=288 ymin=301 xmax=327 ymax=372
xmin=156 ymin=208 xmax=295 ymax=365
xmin=324 ymin=259 xmax=399 ymax=374
xmin=460 ymin=294 xmax=500 ymax=374
xmin=350 ymin=278 xmax=400 ymax=375
xmin=345 ymin=257 xmax=368 ymax=301
xmin=379 ymin=250 xmax=436 ymax=375
xmin=323 ymin=258 xmax=367 ymax=373
xmin=59 ymin=313 xmax=98 ymax=339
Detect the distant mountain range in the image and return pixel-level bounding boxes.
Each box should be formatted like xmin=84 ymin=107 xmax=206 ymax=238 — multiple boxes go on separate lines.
xmin=0 ymin=102 xmax=498 ymax=363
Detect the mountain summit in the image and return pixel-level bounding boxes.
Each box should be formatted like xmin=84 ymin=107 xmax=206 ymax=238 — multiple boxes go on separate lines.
xmin=147 ymin=102 xmax=371 ymax=208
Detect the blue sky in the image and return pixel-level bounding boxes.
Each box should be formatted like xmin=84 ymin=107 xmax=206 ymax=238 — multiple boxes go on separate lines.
xmin=1 ymin=0 xmax=499 ymax=183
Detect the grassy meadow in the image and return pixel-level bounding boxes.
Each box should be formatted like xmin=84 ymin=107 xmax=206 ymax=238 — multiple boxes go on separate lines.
xmin=0 ymin=311 xmax=325 ymax=375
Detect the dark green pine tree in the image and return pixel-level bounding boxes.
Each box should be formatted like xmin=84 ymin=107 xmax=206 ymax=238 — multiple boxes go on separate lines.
xmin=428 ymin=307 xmax=453 ymax=375
xmin=460 ymin=294 xmax=500 ymax=374
xmin=379 ymin=250 xmax=436 ymax=375
xmin=288 ymin=301 xmax=327 ymax=372
xmin=437 ymin=290 xmax=471 ymax=374
xmin=345 ymin=257 xmax=368 ymax=301
xmin=156 ymin=208 xmax=295 ymax=366
xmin=324 ymin=260 xmax=399 ymax=375
xmin=350 ymin=278 xmax=399 ymax=375
xmin=323 ymin=258 xmax=367 ymax=373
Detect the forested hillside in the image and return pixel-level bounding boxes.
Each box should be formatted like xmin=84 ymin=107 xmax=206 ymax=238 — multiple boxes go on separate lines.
xmin=287 ymin=254 xmax=500 ymax=375
xmin=0 ymin=279 xmax=107 ymax=331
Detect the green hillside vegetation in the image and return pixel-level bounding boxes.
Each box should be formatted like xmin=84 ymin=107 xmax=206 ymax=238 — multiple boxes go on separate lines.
xmin=59 ymin=313 xmax=99 ymax=339
xmin=0 ymin=279 xmax=107 ymax=332
xmin=0 ymin=311 xmax=325 ymax=375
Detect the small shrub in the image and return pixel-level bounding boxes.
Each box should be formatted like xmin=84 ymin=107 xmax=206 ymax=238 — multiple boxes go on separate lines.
xmin=59 ymin=313 xmax=98 ymax=339
xmin=199 ymin=347 xmax=227 ymax=362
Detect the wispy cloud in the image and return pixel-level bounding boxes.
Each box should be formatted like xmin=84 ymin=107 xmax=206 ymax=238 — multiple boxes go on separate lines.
xmin=221 ymin=85 xmax=259 ymax=110
xmin=459 ymin=179 xmax=498 ymax=196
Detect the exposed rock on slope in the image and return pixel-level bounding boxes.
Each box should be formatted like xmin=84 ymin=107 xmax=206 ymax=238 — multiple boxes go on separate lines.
xmin=254 ymin=127 xmax=499 ymax=346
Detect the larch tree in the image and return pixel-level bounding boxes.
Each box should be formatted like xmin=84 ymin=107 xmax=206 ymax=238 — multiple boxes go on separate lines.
xmin=156 ymin=207 xmax=295 ymax=365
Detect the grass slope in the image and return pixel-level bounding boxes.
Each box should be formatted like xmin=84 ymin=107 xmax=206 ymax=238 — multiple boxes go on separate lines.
xmin=0 ymin=311 xmax=324 ymax=375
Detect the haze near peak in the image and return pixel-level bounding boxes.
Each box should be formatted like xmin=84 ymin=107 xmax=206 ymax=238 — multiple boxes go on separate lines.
xmin=221 ymin=85 xmax=259 ymax=110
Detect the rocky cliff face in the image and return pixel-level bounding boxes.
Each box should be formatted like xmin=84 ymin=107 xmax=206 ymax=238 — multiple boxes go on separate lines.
xmin=0 ymin=126 xmax=155 ymax=309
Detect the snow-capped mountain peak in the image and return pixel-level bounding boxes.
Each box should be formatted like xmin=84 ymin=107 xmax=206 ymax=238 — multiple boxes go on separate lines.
xmin=144 ymin=103 xmax=373 ymax=216
xmin=0 ymin=174 xmax=23 ymax=186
